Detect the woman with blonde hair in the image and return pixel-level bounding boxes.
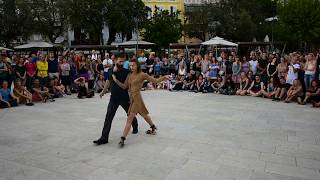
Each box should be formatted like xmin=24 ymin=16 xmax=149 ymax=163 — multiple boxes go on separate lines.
xmin=285 ymin=79 xmax=304 ymax=104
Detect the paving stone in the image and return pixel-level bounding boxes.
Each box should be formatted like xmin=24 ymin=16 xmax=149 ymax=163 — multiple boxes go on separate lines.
xmin=265 ymin=162 xmax=320 ymax=180
xmin=214 ymin=165 xmax=253 ymax=180
xmin=297 ymin=157 xmax=320 ymax=170
xmin=1 ymin=91 xmax=320 ymax=180
xmin=260 ymin=153 xmax=296 ymax=166
xmin=252 ymin=171 xmax=300 ymax=180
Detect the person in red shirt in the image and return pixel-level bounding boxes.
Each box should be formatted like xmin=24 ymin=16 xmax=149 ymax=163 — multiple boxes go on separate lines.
xmin=25 ymin=56 xmax=36 ymax=90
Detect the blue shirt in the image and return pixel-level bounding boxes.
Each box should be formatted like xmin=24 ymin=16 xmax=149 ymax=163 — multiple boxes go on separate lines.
xmin=123 ymin=60 xmax=130 ymax=70
xmin=154 ymin=63 xmax=161 ymax=72
xmin=32 ymin=56 xmax=39 ymax=64
xmin=0 ymin=88 xmax=11 ymax=101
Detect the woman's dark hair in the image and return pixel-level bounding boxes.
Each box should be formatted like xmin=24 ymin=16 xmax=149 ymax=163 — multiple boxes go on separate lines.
xmin=15 ymin=78 xmax=21 ymax=84
xmin=130 ymin=58 xmax=142 ymax=73
xmin=311 ymin=80 xmax=319 ymax=88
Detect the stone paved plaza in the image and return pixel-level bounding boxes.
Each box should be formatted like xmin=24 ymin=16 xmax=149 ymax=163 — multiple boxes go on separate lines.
xmin=0 ymin=90 xmax=320 ymax=180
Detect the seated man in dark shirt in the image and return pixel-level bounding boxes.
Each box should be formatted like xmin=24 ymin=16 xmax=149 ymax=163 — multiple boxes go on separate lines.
xmin=183 ymin=73 xmax=196 ymax=91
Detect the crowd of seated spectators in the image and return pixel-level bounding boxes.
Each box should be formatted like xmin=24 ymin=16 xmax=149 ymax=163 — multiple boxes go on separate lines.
xmin=0 ymin=50 xmax=107 ymax=108
xmin=136 ymin=50 xmax=320 ymax=108
xmin=1 ymin=49 xmax=320 ymax=109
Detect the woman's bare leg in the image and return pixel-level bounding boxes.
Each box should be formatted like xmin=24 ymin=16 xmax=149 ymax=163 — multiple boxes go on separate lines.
xmin=122 ymin=113 xmax=136 ymax=138
xmin=303 ymin=93 xmax=311 ymax=103
xmin=249 ymin=91 xmax=256 ymax=96
xmin=285 ymin=95 xmax=294 ymax=102
xmin=274 ymin=88 xmax=281 ymax=98
xmin=142 ymin=114 xmax=157 ymax=134
xmin=142 ymin=114 xmax=155 ymax=127
xmin=279 ymin=88 xmax=287 ymax=100
xmin=240 ymin=90 xmax=247 ymax=96
xmin=261 ymin=90 xmax=270 ymax=97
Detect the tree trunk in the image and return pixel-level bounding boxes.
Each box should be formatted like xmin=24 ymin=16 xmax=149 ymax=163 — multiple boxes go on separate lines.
xmin=107 ymin=27 xmax=116 ymax=45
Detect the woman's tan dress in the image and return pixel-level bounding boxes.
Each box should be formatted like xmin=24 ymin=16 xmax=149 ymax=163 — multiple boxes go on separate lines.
xmin=113 ymin=72 xmax=166 ymax=116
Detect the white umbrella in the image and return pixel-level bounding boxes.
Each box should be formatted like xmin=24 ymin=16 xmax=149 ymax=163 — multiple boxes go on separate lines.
xmin=117 ymin=39 xmax=155 ymax=55
xmin=0 ymin=47 xmax=13 ymax=51
xmin=117 ymin=40 xmax=155 ymax=46
xmin=201 ymin=36 xmax=238 ymax=46
xmin=201 ymin=36 xmax=238 ymax=58
xmin=14 ymin=41 xmax=54 ymax=49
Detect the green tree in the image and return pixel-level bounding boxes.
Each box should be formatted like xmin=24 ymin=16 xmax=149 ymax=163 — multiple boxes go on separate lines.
xmin=142 ymin=9 xmax=182 ymax=53
xmin=28 ymin=0 xmax=70 ymax=43
xmin=67 ymin=0 xmax=107 ymax=45
xmin=233 ymin=9 xmax=257 ymax=41
xmin=277 ymin=0 xmax=320 ymax=47
xmin=66 ymin=0 xmax=148 ymax=45
xmin=184 ymin=0 xmax=276 ymax=42
xmin=0 ymin=0 xmax=34 ymax=46
xmin=184 ymin=5 xmax=211 ymax=41
xmin=106 ymin=0 xmax=148 ymax=44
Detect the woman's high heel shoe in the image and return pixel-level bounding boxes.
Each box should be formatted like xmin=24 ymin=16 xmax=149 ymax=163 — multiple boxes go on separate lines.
xmin=146 ymin=125 xmax=157 ymax=135
xmin=119 ymin=137 xmax=126 ymax=148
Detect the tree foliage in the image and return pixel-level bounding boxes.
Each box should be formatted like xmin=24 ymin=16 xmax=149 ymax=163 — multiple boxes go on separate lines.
xmin=66 ymin=0 xmax=107 ymax=44
xmin=277 ymin=0 xmax=320 ymax=44
xmin=106 ymin=0 xmax=148 ymax=44
xmin=142 ymin=9 xmax=182 ymax=53
xmin=0 ymin=0 xmax=34 ymax=46
xmin=29 ymin=0 xmax=70 ymax=43
xmin=0 ymin=0 xmax=148 ymax=46
xmin=184 ymin=0 xmax=276 ymax=42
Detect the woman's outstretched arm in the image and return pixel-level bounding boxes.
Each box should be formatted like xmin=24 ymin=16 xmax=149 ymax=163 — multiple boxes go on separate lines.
xmin=144 ymin=73 xmax=169 ymax=83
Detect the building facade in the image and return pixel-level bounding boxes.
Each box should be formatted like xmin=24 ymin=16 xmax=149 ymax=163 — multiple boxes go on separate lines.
xmin=142 ymin=0 xmax=184 ymax=19
xmin=184 ymin=0 xmax=219 ymax=5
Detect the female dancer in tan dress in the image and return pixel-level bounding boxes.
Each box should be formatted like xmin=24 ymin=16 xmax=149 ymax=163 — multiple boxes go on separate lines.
xmin=112 ymin=58 xmax=170 ymax=147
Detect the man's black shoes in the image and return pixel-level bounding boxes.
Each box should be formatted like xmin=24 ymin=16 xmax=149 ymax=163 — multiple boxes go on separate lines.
xmin=132 ymin=129 xmax=138 ymax=134
xmin=93 ymin=139 xmax=108 ymax=145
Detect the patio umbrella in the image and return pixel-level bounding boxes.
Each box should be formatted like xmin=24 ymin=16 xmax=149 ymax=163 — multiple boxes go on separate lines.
xmin=201 ymin=36 xmax=238 ymax=46
xmin=14 ymin=41 xmax=54 ymax=49
xmin=201 ymin=36 xmax=238 ymax=57
xmin=117 ymin=40 xmax=155 ymax=47
xmin=117 ymin=39 xmax=155 ymax=55
xmin=0 ymin=47 xmax=13 ymax=51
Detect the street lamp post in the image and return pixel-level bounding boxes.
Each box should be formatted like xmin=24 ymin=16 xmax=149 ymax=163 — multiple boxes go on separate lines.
xmin=135 ymin=17 xmax=139 ymax=56
xmin=271 ymin=0 xmax=277 ymax=51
